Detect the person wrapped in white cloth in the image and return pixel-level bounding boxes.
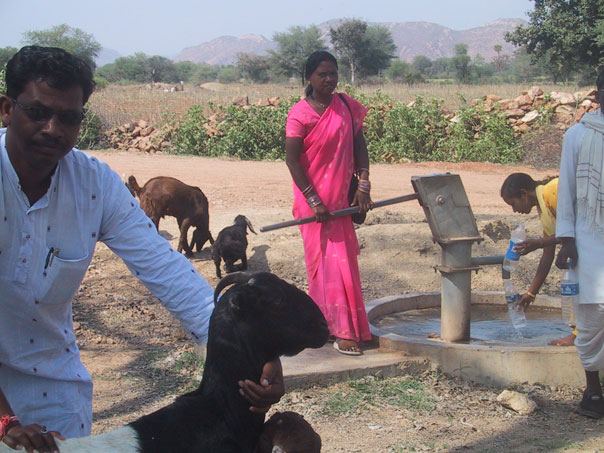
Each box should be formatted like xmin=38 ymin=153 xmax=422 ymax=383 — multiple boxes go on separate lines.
xmin=0 ymin=46 xmax=283 ymax=453
xmin=556 ymin=67 xmax=604 ymax=419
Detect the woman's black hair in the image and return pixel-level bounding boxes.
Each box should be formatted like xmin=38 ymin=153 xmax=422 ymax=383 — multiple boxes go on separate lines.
xmin=6 ymin=45 xmax=95 ymax=104
xmin=500 ymin=172 xmax=556 ymax=199
xmin=304 ymin=51 xmax=338 ymax=97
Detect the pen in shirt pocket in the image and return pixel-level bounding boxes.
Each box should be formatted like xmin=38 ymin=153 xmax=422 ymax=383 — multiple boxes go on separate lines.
xmin=44 ymin=247 xmax=60 ymax=269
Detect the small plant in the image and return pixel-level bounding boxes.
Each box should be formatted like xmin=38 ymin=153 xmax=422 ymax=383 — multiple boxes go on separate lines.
xmin=76 ymin=106 xmax=105 ymax=150
xmin=0 ymin=65 xmax=6 ymax=96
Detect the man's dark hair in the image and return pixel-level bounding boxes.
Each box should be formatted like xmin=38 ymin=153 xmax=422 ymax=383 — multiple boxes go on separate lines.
xmin=597 ymin=65 xmax=604 ymax=90
xmin=6 ymin=45 xmax=95 ymax=104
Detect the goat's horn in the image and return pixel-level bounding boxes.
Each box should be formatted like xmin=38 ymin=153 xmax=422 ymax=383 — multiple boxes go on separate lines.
xmin=214 ymin=271 xmax=251 ymax=303
xmin=245 ymin=217 xmax=257 ymax=235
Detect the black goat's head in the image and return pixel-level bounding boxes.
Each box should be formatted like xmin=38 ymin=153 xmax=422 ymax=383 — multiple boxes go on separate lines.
xmin=234 ymin=215 xmax=257 ymax=235
xmin=213 ymin=272 xmax=329 ymax=358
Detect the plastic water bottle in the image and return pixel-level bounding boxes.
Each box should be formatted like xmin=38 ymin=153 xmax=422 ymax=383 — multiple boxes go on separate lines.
xmin=560 ymin=263 xmax=579 ymax=324
xmin=503 ymin=224 xmax=527 ymax=272
xmin=505 ymin=280 xmax=527 ymax=329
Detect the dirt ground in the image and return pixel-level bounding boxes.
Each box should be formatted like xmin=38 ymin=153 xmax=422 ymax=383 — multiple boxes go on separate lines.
xmin=73 ymin=150 xmax=603 ymax=452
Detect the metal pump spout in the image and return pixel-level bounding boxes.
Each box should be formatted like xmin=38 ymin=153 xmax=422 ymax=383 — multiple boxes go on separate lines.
xmin=470 ymin=255 xmax=510 ymax=280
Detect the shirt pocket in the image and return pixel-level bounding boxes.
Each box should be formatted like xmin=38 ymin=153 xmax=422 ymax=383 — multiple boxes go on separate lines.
xmin=34 ymin=253 xmax=90 ymax=305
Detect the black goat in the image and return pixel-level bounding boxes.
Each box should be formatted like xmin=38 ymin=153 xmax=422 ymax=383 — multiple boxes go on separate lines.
xmin=212 ymin=215 xmax=257 ymax=278
xmin=6 ymin=272 xmax=329 ymax=452
xmin=255 ymin=411 xmax=322 ymax=453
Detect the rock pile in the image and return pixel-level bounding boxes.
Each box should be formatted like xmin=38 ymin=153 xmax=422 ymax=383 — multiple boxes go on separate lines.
xmin=105 ymin=119 xmax=174 ymax=153
xmin=472 ymin=86 xmax=600 ymax=135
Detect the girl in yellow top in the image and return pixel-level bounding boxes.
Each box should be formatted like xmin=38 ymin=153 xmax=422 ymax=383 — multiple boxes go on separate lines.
xmin=501 ymin=173 xmax=576 ymax=346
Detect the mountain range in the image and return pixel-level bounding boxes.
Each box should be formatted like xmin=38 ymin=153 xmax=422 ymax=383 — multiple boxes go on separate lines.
xmin=172 ymin=18 xmax=526 ymax=66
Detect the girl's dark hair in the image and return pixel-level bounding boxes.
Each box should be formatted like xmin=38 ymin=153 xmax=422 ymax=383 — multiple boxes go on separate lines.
xmin=304 ymin=51 xmax=338 ymax=97
xmin=6 ymin=45 xmax=95 ymax=104
xmin=500 ymin=172 xmax=556 ymax=199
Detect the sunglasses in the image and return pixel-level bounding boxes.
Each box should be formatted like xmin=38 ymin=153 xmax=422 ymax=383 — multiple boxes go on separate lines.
xmin=12 ymin=99 xmax=86 ymax=126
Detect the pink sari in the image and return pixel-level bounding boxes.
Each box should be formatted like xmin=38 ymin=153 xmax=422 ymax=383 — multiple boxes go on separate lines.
xmin=285 ymin=93 xmax=371 ymax=342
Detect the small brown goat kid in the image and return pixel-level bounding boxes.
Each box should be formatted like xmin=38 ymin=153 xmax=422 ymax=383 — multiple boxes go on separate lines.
xmin=127 ymin=175 xmax=214 ymax=256
xmin=255 ymin=411 xmax=322 ymax=453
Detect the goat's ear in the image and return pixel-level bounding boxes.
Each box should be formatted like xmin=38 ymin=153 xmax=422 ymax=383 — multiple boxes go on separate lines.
xmin=245 ymin=217 xmax=257 ymax=235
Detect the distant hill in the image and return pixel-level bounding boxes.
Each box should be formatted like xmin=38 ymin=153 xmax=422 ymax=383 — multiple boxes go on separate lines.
xmin=174 ymin=18 xmax=525 ymax=66
xmin=175 ymin=34 xmax=277 ymax=65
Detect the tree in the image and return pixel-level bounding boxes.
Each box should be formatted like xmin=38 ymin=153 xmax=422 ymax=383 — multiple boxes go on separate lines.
xmin=451 ymin=43 xmax=472 ymax=82
xmin=412 ymin=55 xmax=433 ymax=77
xmin=492 ymin=44 xmax=511 ymax=73
xmin=174 ymin=61 xmax=198 ymax=82
xmin=217 ymin=65 xmax=240 ymax=83
xmin=506 ymin=0 xmax=604 ymax=83
xmin=359 ymin=25 xmax=397 ymax=77
xmin=270 ymin=25 xmax=326 ymax=85
xmin=193 ymin=63 xmax=219 ymax=84
xmin=330 ymin=19 xmax=367 ymax=84
xmin=0 ymin=46 xmax=18 ymax=69
xmin=330 ymin=19 xmax=396 ymax=83
xmin=22 ymin=24 xmax=101 ymax=70
xmin=146 ymin=55 xmax=177 ymax=83
xmin=237 ymin=53 xmax=271 ymax=83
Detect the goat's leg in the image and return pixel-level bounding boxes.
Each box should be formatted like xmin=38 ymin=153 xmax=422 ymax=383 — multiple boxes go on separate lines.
xmin=178 ymin=218 xmax=194 ymax=257
xmin=240 ymin=254 xmax=248 ymax=271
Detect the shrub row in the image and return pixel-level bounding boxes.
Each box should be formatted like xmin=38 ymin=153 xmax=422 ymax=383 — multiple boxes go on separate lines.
xmin=169 ymin=90 xmax=521 ymax=164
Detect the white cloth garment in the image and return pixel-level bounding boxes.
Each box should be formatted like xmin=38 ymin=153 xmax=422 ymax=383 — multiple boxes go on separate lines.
xmin=574 ymin=303 xmax=604 ymax=372
xmin=0 ymin=129 xmax=214 ymax=437
xmin=576 ymin=111 xmax=604 ymax=235
xmin=556 ymin=110 xmax=604 ymax=305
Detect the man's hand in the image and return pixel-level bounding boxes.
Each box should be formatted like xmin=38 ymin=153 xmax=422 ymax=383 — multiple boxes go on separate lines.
xmin=2 ymin=423 xmax=64 ymax=453
xmin=555 ymin=238 xmax=578 ymax=269
xmin=238 ymin=358 xmax=284 ymax=414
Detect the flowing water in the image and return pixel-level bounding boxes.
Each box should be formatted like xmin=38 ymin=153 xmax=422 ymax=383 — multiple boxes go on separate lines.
xmin=374 ymin=305 xmax=571 ymax=346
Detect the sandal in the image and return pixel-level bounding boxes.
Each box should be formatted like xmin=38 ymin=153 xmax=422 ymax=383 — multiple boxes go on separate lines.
xmin=333 ymin=340 xmax=362 ymax=356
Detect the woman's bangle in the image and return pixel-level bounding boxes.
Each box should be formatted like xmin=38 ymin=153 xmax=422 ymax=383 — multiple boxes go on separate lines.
xmin=357 ymin=179 xmax=371 ymax=193
xmin=526 ymin=291 xmax=536 ymax=299
xmin=301 ymin=184 xmax=313 ymax=196
xmin=357 ymin=167 xmax=369 ymax=176
xmin=306 ymin=194 xmax=322 ymax=208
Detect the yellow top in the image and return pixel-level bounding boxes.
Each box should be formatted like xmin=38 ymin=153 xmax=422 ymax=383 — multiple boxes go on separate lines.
xmin=535 ymin=177 xmax=558 ymax=236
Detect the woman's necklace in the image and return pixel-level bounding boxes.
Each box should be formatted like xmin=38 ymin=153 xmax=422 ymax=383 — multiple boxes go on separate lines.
xmin=311 ymin=94 xmax=331 ymax=109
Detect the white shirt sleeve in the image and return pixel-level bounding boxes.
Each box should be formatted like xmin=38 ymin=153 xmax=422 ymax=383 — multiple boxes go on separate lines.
xmin=97 ymin=167 xmax=214 ymax=344
xmin=556 ymin=124 xmax=584 ymax=239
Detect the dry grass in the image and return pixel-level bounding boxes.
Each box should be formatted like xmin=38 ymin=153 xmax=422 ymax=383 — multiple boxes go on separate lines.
xmin=88 ymin=81 xmax=580 ymax=129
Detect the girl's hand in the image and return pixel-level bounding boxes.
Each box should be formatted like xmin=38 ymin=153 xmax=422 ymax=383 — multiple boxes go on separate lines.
xmin=513 ymin=238 xmax=541 ymax=255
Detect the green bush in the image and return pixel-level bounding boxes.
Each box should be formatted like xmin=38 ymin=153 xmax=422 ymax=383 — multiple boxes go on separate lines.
xmin=169 ymin=92 xmax=523 ymax=164
xmin=171 ymin=105 xmax=209 ymax=155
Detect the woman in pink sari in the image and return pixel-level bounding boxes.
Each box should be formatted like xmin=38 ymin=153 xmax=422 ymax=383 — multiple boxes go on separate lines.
xmin=285 ymin=51 xmax=373 ymax=355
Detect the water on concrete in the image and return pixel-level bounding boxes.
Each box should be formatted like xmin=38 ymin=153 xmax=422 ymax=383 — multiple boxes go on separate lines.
xmin=374 ymin=304 xmax=571 ymax=346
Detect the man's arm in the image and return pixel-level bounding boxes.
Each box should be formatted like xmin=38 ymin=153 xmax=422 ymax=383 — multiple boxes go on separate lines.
xmin=556 ymin=125 xmax=582 ymax=269
xmin=0 ymin=387 xmax=63 ymax=453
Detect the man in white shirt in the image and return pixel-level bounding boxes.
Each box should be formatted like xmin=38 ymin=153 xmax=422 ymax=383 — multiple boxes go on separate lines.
xmin=556 ymin=68 xmax=604 ymax=419
xmin=0 ymin=46 xmax=283 ymax=453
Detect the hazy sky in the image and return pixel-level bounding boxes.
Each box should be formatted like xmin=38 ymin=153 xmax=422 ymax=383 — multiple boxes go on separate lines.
xmin=3 ymin=0 xmax=533 ymax=57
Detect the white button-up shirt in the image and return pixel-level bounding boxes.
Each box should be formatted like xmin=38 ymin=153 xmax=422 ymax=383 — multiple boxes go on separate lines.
xmin=0 ymin=128 xmax=214 ymax=437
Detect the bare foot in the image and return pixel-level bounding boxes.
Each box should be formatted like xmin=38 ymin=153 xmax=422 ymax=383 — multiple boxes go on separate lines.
xmin=548 ymin=333 xmax=576 ymax=346
xmin=335 ymin=339 xmax=361 ymax=353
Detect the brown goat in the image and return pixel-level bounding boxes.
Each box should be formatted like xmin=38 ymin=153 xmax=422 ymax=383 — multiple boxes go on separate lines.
xmin=127 ymin=175 xmax=214 ymax=256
